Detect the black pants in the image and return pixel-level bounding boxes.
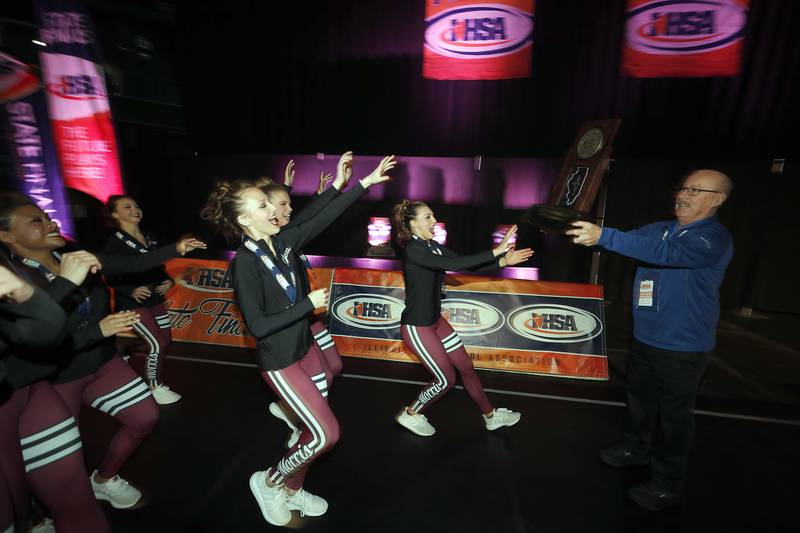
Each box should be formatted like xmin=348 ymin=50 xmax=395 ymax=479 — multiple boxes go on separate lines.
xmin=622 ymin=338 xmax=711 ymax=492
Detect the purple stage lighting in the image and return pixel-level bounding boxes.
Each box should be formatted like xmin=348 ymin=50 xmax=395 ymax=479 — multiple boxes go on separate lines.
xmin=367 ymin=217 xmax=392 ymax=246
xmin=492 ymin=224 xmax=517 ymax=247
xmin=433 ymin=222 xmax=447 ymax=245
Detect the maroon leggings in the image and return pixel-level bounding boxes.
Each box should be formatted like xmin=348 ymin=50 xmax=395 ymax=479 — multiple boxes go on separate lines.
xmin=130 ymin=303 xmax=172 ymax=383
xmin=0 ymin=381 xmax=110 ymax=533
xmin=309 ymin=321 xmax=342 ymax=378
xmin=53 ymin=356 xmax=159 ymax=479
xmin=401 ymin=317 xmax=493 ymax=415
xmin=260 ymin=342 xmax=340 ymax=490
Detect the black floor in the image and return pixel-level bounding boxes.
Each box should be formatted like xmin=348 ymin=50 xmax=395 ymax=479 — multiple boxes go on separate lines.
xmin=78 ymin=329 xmax=800 ymax=533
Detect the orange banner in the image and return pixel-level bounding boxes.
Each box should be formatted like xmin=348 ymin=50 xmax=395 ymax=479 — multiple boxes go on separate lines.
xmin=160 ymin=258 xmax=332 ymax=349
xmin=154 ymin=259 xmax=607 ymax=380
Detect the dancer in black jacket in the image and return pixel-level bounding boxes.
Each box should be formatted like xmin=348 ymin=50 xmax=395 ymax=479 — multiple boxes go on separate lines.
xmin=391 ymin=200 xmax=532 ymax=436
xmin=202 ymin=155 xmax=395 ymax=527
xmin=104 ymin=195 xmax=185 ymax=404
xmin=257 ymin=152 xmax=352 ymax=447
xmin=0 ymin=192 xmax=205 ymax=514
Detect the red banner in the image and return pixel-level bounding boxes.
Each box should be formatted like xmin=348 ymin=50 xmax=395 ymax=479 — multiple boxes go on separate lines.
xmin=34 ymin=0 xmax=125 ymax=202
xmin=0 ymin=53 xmax=40 ymax=103
xmin=622 ymin=0 xmax=748 ymax=77
xmin=423 ymin=0 xmax=534 ymax=80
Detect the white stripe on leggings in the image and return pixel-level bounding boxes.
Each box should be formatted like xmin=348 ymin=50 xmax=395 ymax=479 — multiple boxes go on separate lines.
xmin=406 ymin=325 xmax=448 ymax=411
xmin=21 ymin=418 xmax=82 ymax=473
xmin=90 ymin=378 xmax=152 ymax=416
xmin=267 ymin=369 xmax=328 ymax=477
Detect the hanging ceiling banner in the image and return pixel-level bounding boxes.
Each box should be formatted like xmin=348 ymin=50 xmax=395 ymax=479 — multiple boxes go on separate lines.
xmin=0 ymin=52 xmax=40 ymax=103
xmin=1 ymin=52 xmax=74 ymax=236
xmin=33 ymin=0 xmax=125 ymax=202
xmin=622 ymin=0 xmax=749 ymax=78
xmin=423 ymin=0 xmax=535 ymax=80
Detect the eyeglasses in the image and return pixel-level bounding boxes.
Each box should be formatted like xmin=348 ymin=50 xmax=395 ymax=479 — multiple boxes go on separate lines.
xmin=675 ymin=186 xmax=724 ymax=196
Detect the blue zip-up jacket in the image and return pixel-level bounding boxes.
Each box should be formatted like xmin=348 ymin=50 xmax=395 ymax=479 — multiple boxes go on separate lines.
xmin=597 ymin=215 xmax=733 ymax=352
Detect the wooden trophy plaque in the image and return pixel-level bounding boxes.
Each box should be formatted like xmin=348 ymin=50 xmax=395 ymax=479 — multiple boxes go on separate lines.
xmin=524 ymin=119 xmax=621 ymax=233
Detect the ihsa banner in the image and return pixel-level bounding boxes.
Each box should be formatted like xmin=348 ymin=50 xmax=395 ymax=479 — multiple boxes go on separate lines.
xmin=423 ymin=0 xmax=535 ymax=80
xmin=328 ymin=268 xmax=608 ymax=380
xmin=34 ymin=0 xmax=124 ymax=202
xmin=622 ymin=0 xmax=748 ymax=77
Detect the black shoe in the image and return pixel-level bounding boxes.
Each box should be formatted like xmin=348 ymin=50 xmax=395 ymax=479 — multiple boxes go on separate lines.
xmin=599 ymin=444 xmax=649 ymax=467
xmin=628 ymin=481 xmax=684 ymax=511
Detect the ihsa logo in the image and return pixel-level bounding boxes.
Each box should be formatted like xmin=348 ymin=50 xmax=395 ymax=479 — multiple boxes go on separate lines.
xmin=178 ymin=267 xmax=233 ymax=293
xmin=441 ymin=298 xmax=504 ymax=336
xmin=332 ymin=293 xmax=404 ymax=330
xmin=508 ymin=304 xmax=602 ymax=343
xmin=425 ymin=5 xmax=533 ymax=59
xmin=626 ymin=1 xmax=747 ymax=54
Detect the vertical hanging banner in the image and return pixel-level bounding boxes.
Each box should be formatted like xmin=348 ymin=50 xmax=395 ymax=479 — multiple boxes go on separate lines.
xmin=622 ymin=0 xmax=749 ymax=77
xmin=423 ymin=0 xmax=534 ymax=80
xmin=1 ymin=52 xmax=74 ymax=236
xmin=34 ymin=0 xmax=124 ymax=202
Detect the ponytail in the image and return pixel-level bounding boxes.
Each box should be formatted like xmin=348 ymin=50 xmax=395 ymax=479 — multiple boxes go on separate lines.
xmin=391 ymin=199 xmax=426 ymax=247
xmin=200 ymin=179 xmax=256 ymax=244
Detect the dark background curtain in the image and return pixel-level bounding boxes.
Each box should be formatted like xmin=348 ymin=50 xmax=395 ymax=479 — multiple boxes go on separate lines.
xmin=176 ymin=0 xmax=799 ymax=159
xmin=2 ymin=0 xmax=799 ymax=313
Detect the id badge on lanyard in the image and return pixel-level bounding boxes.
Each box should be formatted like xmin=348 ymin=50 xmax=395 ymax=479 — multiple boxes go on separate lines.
xmin=636 ymin=272 xmax=659 ymax=311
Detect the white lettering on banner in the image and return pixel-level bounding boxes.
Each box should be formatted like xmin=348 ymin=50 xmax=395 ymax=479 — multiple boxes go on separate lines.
xmin=40 ymin=12 xmax=93 ymax=45
xmin=59 ymin=125 xmax=109 ymax=180
xmin=4 ymin=101 xmax=62 ymax=225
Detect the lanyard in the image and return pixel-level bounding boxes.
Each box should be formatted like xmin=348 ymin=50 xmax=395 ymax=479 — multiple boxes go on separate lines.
xmin=17 ymin=253 xmax=59 ymax=282
xmin=115 ymin=231 xmax=153 ymax=254
xmin=297 ymin=250 xmax=312 ymax=270
xmin=16 ymin=252 xmax=92 ymax=319
xmin=413 ymin=235 xmax=443 ymax=256
xmin=243 ymin=238 xmax=297 ymax=303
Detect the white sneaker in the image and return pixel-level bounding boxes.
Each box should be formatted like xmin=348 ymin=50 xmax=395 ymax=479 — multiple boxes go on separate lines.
xmin=30 ymin=517 xmax=55 ymax=533
xmin=90 ymin=470 xmax=142 ymax=509
xmin=269 ymin=402 xmax=301 ymax=448
xmin=286 ymin=488 xmax=328 ymax=517
xmin=150 ymin=383 xmax=181 ymax=405
xmin=484 ymin=407 xmax=521 ymax=431
xmin=249 ymin=470 xmax=291 ymax=526
xmin=395 ymin=408 xmax=435 ymax=436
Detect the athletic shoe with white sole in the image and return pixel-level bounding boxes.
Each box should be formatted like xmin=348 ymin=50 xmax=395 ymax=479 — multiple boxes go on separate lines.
xmin=269 ymin=402 xmax=302 ymax=448
xmin=484 ymin=407 xmax=521 ymax=431
xmin=150 ymin=383 xmax=181 ymax=405
xmin=29 ymin=517 xmax=55 ymax=533
xmin=90 ymin=470 xmax=142 ymax=509
xmin=286 ymin=488 xmax=328 ymax=517
xmin=395 ymin=408 xmax=436 ymax=436
xmin=249 ymin=470 xmax=291 ymax=526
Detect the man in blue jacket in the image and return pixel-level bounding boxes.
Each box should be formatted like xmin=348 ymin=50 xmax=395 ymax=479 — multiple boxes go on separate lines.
xmin=567 ymin=169 xmax=733 ymax=511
